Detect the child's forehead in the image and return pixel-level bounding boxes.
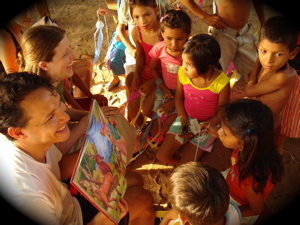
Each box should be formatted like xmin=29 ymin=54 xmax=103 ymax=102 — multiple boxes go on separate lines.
xmin=259 ymin=38 xmax=289 ymax=50
xmin=162 ymin=27 xmax=189 ymax=36
xmin=182 ymin=53 xmax=194 ymax=62
xmin=132 ymin=5 xmax=156 ymax=14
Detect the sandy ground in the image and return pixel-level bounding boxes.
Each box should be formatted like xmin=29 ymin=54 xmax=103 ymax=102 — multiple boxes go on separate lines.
xmin=2 ymin=0 xmax=300 ymax=223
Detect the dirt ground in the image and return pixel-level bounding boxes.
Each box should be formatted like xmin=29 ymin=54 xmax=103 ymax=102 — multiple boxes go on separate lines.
xmin=2 ymin=0 xmax=300 ymax=224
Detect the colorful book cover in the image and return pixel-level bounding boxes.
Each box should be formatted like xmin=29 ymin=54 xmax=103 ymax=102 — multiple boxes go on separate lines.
xmin=71 ymin=99 xmax=127 ymax=224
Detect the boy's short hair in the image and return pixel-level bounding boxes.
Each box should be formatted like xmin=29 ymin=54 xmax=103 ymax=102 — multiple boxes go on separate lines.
xmin=168 ymin=162 xmax=229 ymax=225
xmin=260 ymin=16 xmax=298 ymax=51
xmin=0 ymin=72 xmax=56 ymax=141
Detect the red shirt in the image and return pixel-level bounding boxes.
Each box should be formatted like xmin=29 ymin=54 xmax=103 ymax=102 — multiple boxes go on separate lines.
xmin=226 ymin=149 xmax=275 ymax=205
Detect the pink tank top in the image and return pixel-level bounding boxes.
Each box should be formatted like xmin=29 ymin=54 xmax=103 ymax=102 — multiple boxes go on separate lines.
xmin=137 ymin=26 xmax=153 ymax=67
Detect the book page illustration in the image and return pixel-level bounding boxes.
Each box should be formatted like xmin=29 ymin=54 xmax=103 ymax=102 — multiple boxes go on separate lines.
xmin=71 ymin=100 xmax=127 ymax=224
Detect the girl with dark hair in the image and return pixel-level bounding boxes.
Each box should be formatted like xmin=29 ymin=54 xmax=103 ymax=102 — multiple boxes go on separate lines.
xmin=139 ymin=7 xmax=192 ymax=150
xmin=125 ymin=0 xmax=161 ymax=129
xmin=217 ymin=99 xmax=284 ymax=224
xmin=156 ymin=33 xmax=230 ymax=165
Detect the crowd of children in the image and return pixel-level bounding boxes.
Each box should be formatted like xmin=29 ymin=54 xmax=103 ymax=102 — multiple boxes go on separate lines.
xmin=96 ymin=1 xmax=299 ymax=224
xmin=0 ymin=0 xmax=299 ymax=224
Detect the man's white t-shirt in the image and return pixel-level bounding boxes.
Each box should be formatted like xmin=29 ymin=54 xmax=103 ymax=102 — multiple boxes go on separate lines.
xmin=0 ymin=134 xmax=82 ymax=225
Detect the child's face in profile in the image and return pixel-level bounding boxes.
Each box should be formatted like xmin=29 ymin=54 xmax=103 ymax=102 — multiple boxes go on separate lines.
xmin=258 ymin=38 xmax=296 ymax=73
xmin=162 ymin=27 xmax=189 ymax=57
xmin=217 ymin=123 xmax=243 ymax=150
xmin=182 ymin=53 xmax=198 ymax=79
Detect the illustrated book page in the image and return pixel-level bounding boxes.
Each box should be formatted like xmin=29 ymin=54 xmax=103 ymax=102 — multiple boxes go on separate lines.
xmin=71 ymin=99 xmax=127 ymax=224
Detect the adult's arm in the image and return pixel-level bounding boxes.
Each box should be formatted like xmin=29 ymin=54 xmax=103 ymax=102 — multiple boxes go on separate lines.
xmin=0 ymin=30 xmax=19 ymax=74
xmin=117 ymin=23 xmax=136 ymax=58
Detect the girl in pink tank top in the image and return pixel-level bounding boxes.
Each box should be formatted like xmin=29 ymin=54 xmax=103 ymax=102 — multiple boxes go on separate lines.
xmin=125 ymin=0 xmax=161 ymax=130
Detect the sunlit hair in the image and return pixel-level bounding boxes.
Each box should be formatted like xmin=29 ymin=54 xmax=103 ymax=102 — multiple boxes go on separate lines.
xmin=168 ymin=162 xmax=229 ymax=225
xmin=219 ymin=99 xmax=284 ymax=193
xmin=183 ymin=34 xmax=221 ymax=79
xmin=18 ymin=25 xmax=66 ymax=82
xmin=159 ymin=8 xmax=191 ymax=41
xmin=0 ymin=72 xmax=56 ymax=141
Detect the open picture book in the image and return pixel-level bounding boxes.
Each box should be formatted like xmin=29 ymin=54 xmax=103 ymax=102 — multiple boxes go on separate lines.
xmin=71 ymin=99 xmax=128 ymax=224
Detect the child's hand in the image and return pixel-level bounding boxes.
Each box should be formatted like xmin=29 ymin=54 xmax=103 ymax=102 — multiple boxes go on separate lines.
xmin=139 ymin=79 xmax=155 ymax=96
xmin=77 ymin=113 xmax=89 ymax=131
xmin=178 ymin=122 xmax=193 ymax=137
xmin=97 ymin=7 xmax=109 ymax=16
xmin=175 ymin=122 xmax=193 ymax=144
xmin=92 ymin=94 xmax=108 ymax=106
xmin=161 ymin=87 xmax=174 ymax=100
xmin=102 ymin=106 xmax=119 ymax=116
xmin=118 ymin=198 xmax=129 ymax=220
xmin=131 ymin=74 xmax=140 ymax=92
xmin=200 ymin=122 xmax=219 ymax=138
xmin=179 ymin=115 xmax=188 ymax=127
xmin=157 ymin=99 xmax=175 ymax=117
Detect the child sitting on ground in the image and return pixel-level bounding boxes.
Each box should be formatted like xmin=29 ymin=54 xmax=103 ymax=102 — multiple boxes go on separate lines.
xmin=215 ymin=99 xmax=284 ymax=225
xmin=125 ymin=0 xmax=161 ymax=130
xmin=156 ymin=34 xmax=230 ymax=165
xmin=139 ymin=7 xmax=191 ymax=149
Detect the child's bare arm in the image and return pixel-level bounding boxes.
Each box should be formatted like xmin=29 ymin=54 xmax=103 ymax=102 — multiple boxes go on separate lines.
xmin=62 ymin=87 xmax=83 ymax=110
xmin=210 ymin=83 xmax=230 ymax=125
xmin=238 ymin=187 xmax=265 ymax=217
xmin=205 ymin=83 xmax=230 ymax=137
xmin=150 ymin=58 xmax=173 ymax=98
xmin=0 ymin=31 xmax=19 ymax=74
xmin=117 ymin=23 xmax=136 ymax=57
xmin=175 ymin=80 xmax=188 ymax=125
xmin=245 ymin=71 xmax=289 ymax=97
xmin=131 ymin=27 xmax=145 ymax=91
xmin=150 ymin=58 xmax=161 ymax=81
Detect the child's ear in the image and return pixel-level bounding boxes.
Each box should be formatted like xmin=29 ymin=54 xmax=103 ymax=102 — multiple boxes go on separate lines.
xmin=238 ymin=140 xmax=244 ymax=150
xmin=289 ymin=47 xmax=299 ymax=60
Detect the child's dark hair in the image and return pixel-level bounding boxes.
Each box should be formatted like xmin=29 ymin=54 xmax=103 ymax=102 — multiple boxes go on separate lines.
xmin=220 ymin=99 xmax=284 ymax=193
xmin=183 ymin=34 xmax=222 ymax=78
xmin=129 ymin=0 xmax=158 ymax=18
xmin=260 ymin=15 xmax=298 ymax=51
xmin=159 ymin=8 xmax=191 ymax=41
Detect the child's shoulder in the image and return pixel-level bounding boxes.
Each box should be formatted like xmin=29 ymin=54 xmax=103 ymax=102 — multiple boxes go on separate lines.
xmin=270 ymin=64 xmax=297 ymax=85
xmin=153 ymin=41 xmax=165 ymax=48
xmin=213 ymin=71 xmax=229 ymax=83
